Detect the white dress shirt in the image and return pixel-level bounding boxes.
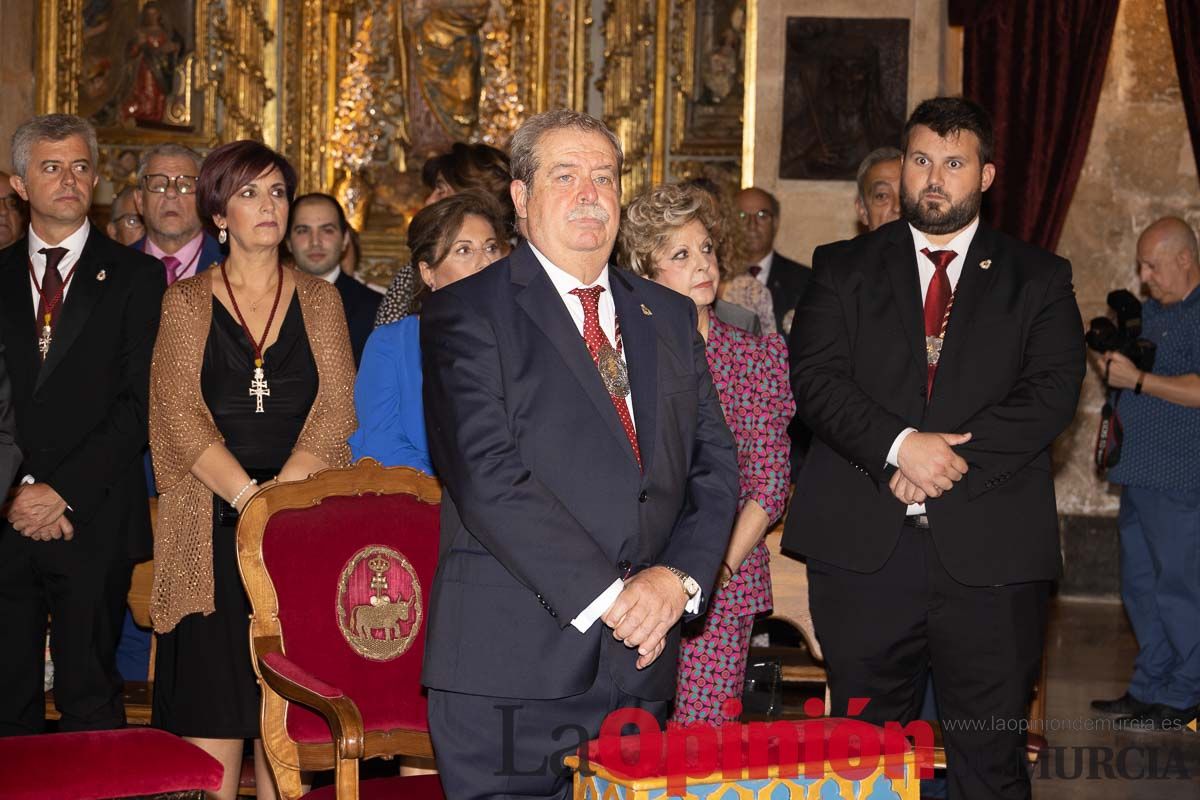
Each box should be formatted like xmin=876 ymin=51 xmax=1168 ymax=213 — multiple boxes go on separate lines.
xmin=529 ymin=244 xmax=700 ymax=631
xmin=751 ymin=251 xmax=774 ymax=285
xmin=27 ymin=220 xmax=91 ymax=316
xmin=886 ymin=218 xmax=980 ymax=514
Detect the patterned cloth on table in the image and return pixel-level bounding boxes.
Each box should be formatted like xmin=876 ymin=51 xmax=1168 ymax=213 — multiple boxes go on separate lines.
xmin=671 ymin=315 xmax=793 ymax=726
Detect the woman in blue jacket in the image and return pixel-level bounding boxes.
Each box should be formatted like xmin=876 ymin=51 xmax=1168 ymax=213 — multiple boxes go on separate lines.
xmin=349 ymin=191 xmax=507 ymax=471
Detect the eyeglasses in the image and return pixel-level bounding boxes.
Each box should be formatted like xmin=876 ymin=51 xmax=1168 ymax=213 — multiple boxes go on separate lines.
xmin=737 ymin=209 xmax=775 ymax=223
xmin=142 ymin=174 xmax=198 ymax=194
xmin=113 ymin=213 xmax=144 ymax=229
xmin=0 ymin=196 xmax=21 ymax=210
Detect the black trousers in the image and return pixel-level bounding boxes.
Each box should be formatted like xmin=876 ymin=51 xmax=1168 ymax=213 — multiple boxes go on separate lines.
xmin=0 ymin=528 xmax=131 ymax=735
xmin=808 ymin=526 xmax=1049 ymax=800
xmin=428 ymin=645 xmax=669 ymax=800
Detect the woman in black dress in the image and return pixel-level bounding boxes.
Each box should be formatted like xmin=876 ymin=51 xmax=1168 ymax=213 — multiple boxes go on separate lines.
xmin=148 ymin=140 xmax=356 ymax=799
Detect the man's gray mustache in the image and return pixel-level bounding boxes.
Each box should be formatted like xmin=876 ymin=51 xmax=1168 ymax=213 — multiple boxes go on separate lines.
xmin=567 ymin=206 xmax=611 ymax=223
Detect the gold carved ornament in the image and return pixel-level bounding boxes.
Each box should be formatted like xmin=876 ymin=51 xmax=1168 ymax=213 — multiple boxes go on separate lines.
xmin=336 ymin=545 xmax=424 ymax=662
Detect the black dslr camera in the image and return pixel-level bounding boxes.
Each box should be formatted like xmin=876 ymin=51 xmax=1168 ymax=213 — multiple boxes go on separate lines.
xmin=1085 ymin=289 xmax=1157 ymax=373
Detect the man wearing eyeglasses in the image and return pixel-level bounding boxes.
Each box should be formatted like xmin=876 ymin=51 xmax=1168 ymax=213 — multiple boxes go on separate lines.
xmin=734 ymin=187 xmax=810 ymax=334
xmin=0 ymin=171 xmax=26 ymax=249
xmin=131 ymin=144 xmax=221 ymax=285
xmin=106 ymin=187 xmax=145 ymax=246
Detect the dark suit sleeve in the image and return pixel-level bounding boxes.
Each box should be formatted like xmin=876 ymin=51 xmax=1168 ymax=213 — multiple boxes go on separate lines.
xmin=790 ymin=244 xmax=910 ymax=481
xmin=48 ymin=264 xmax=165 ymax=522
xmin=421 ymin=289 xmax=625 ymax=627
xmin=953 ymin=258 xmax=1085 ymax=498
xmin=655 ymin=310 xmax=740 ymax=612
xmin=0 ymin=343 xmax=22 ymax=490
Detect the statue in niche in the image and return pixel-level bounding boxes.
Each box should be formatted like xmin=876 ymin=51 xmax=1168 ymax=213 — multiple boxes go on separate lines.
xmin=404 ymin=0 xmax=493 ymax=157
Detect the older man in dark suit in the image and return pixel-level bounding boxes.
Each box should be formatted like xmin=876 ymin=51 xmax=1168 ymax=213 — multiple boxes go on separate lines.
xmin=0 ymin=114 xmax=165 ymax=735
xmin=420 ymin=110 xmax=739 ymax=799
xmin=786 ymin=97 xmax=1084 ymax=799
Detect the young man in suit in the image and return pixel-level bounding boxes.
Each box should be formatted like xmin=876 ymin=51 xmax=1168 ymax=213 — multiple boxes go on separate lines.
xmin=735 ymin=186 xmax=809 ymax=333
xmin=131 ymin=144 xmax=222 ymax=284
xmin=420 ymin=110 xmax=739 ymax=799
xmin=0 ymin=114 xmax=165 ymax=734
xmin=288 ymin=192 xmax=380 ymax=365
xmin=785 ymin=97 xmax=1085 ymax=799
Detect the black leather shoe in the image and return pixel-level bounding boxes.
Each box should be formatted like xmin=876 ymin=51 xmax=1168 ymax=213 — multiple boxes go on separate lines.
xmin=1117 ymin=704 xmax=1196 ymax=731
xmin=1091 ymin=692 xmax=1153 ymax=716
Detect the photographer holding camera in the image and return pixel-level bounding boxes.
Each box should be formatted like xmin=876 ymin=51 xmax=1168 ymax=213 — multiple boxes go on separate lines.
xmin=1090 ymin=217 xmax=1200 ymax=729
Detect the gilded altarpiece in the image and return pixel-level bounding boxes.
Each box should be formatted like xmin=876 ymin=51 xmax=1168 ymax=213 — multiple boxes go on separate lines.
xmin=278 ymin=0 xmax=593 ymax=285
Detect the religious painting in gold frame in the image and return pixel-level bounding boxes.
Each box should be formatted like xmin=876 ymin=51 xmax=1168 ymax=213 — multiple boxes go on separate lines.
xmin=671 ymin=0 xmax=747 ymax=156
xmin=36 ymin=0 xmax=219 ymax=148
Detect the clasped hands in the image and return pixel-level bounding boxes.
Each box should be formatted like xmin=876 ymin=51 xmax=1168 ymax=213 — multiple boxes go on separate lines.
xmin=601 ymin=566 xmax=689 ymax=671
xmin=889 ymin=431 xmax=972 ymax=504
xmin=6 ymin=483 xmax=73 ymax=541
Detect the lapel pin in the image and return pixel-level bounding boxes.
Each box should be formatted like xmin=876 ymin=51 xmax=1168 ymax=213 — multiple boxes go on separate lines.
xmin=640 ymin=304 xmax=652 ymax=316
xmin=979 ymin=259 xmax=992 ymax=270
xmin=96 ymin=269 xmax=107 ymax=281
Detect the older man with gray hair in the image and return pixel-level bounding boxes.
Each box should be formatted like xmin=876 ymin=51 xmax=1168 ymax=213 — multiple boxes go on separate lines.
xmin=131 ymin=143 xmax=222 ymax=284
xmin=0 ymin=113 xmax=164 ymax=735
xmin=420 ymin=109 xmax=738 ymax=798
xmin=854 ymin=146 xmax=902 ymax=232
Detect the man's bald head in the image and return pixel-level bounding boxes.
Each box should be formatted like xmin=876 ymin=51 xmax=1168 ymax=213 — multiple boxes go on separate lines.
xmin=1136 ymin=216 xmax=1200 ymax=305
xmin=0 ymin=170 xmax=24 ymax=249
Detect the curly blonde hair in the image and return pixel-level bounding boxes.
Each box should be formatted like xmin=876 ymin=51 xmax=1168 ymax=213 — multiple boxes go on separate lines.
xmin=618 ymin=183 xmax=724 ymax=280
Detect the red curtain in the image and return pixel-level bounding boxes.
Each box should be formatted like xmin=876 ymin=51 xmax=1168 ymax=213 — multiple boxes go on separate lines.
xmin=960 ymin=0 xmax=1119 ymax=251
xmin=1165 ymin=0 xmax=1200 ymax=180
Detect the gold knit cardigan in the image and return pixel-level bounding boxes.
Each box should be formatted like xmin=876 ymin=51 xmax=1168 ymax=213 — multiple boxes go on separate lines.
xmin=149 ymin=268 xmax=356 ymax=633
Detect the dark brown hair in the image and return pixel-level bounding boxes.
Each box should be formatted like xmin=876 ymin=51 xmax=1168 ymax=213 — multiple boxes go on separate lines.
xmin=408 ymin=190 xmax=506 ymax=309
xmin=902 ymin=96 xmax=994 ymax=164
xmin=196 ymin=140 xmax=297 ymax=225
xmin=422 ymin=142 xmax=514 ymax=233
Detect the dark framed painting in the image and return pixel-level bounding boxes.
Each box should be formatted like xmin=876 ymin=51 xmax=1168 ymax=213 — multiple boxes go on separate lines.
xmin=779 ymin=17 xmax=909 ymax=181
xmin=672 ymin=0 xmax=748 ymax=156
xmin=39 ymin=0 xmax=217 ymax=147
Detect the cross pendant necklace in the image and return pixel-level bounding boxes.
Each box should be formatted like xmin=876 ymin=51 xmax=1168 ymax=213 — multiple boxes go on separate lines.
xmin=220 ymin=261 xmax=284 ymax=414
xmin=27 ymin=260 xmax=80 ymax=361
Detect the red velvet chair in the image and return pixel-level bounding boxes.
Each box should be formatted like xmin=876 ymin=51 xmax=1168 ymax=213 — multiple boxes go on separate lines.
xmin=236 ymin=460 xmax=444 ymax=800
xmin=0 ymin=728 xmax=223 ymax=799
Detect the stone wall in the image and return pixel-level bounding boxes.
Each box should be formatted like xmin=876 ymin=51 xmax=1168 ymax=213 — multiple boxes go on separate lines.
xmin=0 ymin=0 xmax=36 ymax=170
xmin=1053 ymin=0 xmax=1199 ymax=517
xmin=746 ymin=0 xmax=949 ymax=267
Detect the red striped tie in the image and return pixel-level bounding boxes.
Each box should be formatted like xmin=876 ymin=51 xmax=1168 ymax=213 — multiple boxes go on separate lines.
xmin=569 ymin=285 xmax=642 ymax=470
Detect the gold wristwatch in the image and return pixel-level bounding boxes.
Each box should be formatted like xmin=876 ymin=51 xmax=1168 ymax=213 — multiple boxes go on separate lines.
xmin=663 ymin=565 xmax=700 ymax=598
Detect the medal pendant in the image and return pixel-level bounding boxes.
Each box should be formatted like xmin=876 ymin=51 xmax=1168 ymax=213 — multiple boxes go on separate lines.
xmin=250 ymin=364 xmax=270 ymax=413
xmin=596 ymin=341 xmax=630 ymax=398
xmin=38 ymin=324 xmax=52 ymax=359
xmin=925 ymin=335 xmax=944 ymax=367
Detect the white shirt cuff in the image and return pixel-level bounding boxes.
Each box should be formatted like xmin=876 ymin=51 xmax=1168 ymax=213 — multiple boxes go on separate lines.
xmin=570 ymin=578 xmax=624 ymax=633
xmin=886 ymin=428 xmax=918 ymax=468
xmin=20 ymin=474 xmax=35 ymax=485
xmin=684 ymin=588 xmax=701 ymax=615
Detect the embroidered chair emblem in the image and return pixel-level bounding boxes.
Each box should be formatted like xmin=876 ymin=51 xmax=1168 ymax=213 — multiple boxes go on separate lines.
xmin=336 ymin=546 xmax=423 ymax=661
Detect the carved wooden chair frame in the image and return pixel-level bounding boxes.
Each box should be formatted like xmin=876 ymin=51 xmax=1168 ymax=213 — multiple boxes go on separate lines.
xmin=236 ymin=459 xmax=441 ymax=799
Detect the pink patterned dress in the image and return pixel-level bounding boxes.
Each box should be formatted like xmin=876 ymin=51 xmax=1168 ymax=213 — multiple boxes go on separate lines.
xmin=671 ymin=315 xmax=794 ymax=726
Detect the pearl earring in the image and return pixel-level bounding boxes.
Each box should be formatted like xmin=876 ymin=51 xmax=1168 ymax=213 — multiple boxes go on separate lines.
xmin=218 ymin=227 xmax=227 ymax=244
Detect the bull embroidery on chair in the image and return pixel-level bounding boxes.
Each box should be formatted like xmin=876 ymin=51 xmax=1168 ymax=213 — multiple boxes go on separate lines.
xmin=337 ymin=546 xmax=423 ymax=661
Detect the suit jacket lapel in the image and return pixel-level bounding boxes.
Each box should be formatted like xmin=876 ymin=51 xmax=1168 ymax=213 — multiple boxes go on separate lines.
xmin=610 ymin=270 xmax=656 ymax=477
xmin=0 ymin=242 xmax=39 ymax=398
xmin=927 ymin=224 xmax=1000 ymax=411
xmin=36 ymin=230 xmax=108 ymax=392
xmin=510 ymin=244 xmax=641 ymax=469
xmin=884 ymin=224 xmax=927 ymax=377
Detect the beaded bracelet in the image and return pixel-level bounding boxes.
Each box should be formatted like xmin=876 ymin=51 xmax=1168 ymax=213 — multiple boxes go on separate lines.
xmin=231 ymin=479 xmax=259 ymax=511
